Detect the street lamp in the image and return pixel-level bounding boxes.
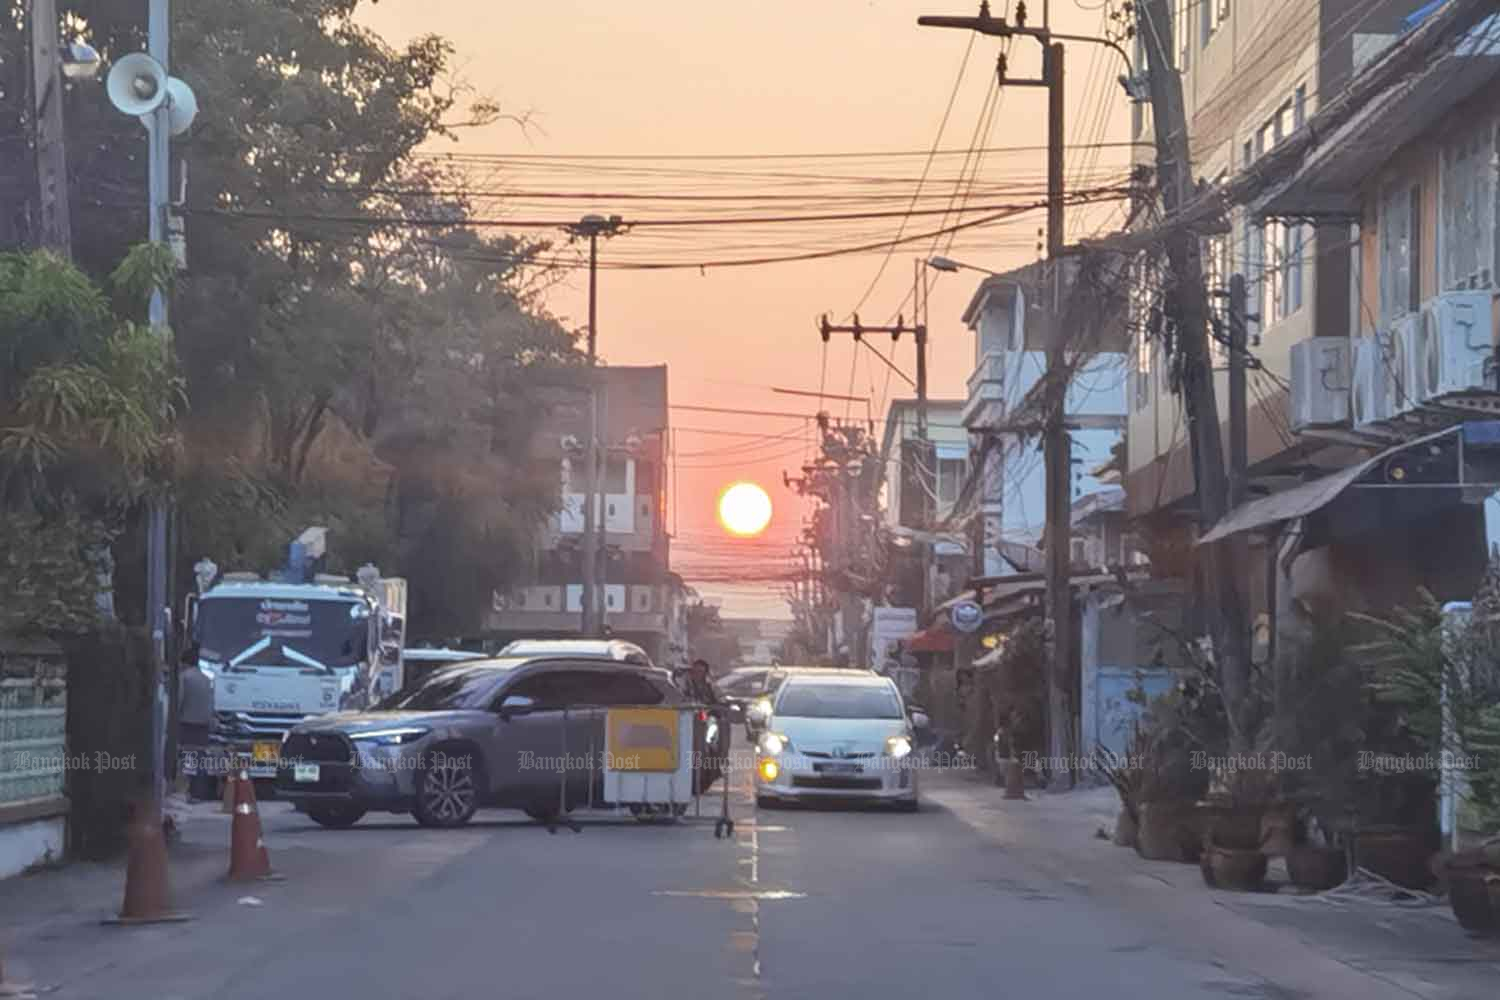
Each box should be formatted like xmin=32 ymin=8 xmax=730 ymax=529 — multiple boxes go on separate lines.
xmin=926 ymin=255 xmax=1000 ymax=277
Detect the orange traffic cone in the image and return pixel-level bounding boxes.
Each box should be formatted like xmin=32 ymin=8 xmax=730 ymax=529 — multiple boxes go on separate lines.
xmin=227 ymin=766 xmax=281 ymax=882
xmin=1003 ymin=757 xmax=1027 ymax=800
xmin=102 ymin=796 xmax=191 ymax=925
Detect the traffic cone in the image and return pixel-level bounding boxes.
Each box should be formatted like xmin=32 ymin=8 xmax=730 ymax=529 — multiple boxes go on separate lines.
xmin=220 ymin=761 xmax=238 ymax=814
xmin=103 ymin=796 xmax=190 ymax=925
xmin=226 ymin=766 xmax=281 ymax=882
xmin=1003 ymin=757 xmax=1027 ymax=800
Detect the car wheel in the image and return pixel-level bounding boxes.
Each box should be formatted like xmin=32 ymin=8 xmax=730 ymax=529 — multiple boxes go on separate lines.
xmin=524 ymin=805 xmax=556 ymax=824
xmin=414 ymin=747 xmax=481 ymax=828
xmin=307 ymin=805 xmax=366 ymax=829
xmin=756 ymin=794 xmax=780 ymax=810
xmin=895 ymin=797 xmax=920 ymax=813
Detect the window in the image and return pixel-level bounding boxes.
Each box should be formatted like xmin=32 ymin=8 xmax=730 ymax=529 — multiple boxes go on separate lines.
xmin=1203 ymin=0 xmax=1227 ymax=47
xmin=590 ymin=672 xmax=666 ymax=707
xmin=1441 ymin=126 xmax=1495 ymax=291
xmin=1175 ymin=0 xmax=1191 ymax=70
xmin=1379 ymin=182 xmax=1417 ymax=325
xmin=775 ymin=682 xmax=904 ymax=720
xmin=936 ymin=456 xmax=966 ymax=513
xmin=1294 ymin=85 xmax=1307 ymax=130
xmin=1202 ymin=232 xmax=1231 ymax=364
xmin=602 ymin=457 xmax=629 ymax=493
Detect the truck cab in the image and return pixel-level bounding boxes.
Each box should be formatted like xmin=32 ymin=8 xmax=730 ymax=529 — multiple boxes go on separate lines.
xmin=185 ymin=570 xmax=396 ymax=780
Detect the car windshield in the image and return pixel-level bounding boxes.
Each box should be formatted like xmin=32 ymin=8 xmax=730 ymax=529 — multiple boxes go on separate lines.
xmin=775 ymin=683 xmax=903 ymax=719
xmin=378 ymin=666 xmax=506 ymax=711
xmin=197 ymin=595 xmax=368 ymax=669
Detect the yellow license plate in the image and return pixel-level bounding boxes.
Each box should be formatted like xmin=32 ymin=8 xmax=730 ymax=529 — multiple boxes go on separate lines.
xmin=252 ymin=741 xmax=279 ymax=763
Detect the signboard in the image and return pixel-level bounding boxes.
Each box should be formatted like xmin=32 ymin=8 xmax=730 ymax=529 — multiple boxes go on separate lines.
xmin=870 ymin=607 xmax=918 ymax=673
xmin=950 ymin=600 xmax=984 ymax=633
xmin=606 ymin=708 xmax=679 ymax=772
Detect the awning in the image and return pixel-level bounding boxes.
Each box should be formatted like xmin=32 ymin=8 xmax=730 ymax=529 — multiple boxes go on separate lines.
xmin=1257 ymin=15 xmax=1500 ymax=216
xmin=1197 ymin=426 xmax=1468 ymax=545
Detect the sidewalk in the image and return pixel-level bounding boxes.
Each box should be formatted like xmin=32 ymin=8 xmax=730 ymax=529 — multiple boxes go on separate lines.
xmin=923 ymin=767 xmax=1500 ymax=1000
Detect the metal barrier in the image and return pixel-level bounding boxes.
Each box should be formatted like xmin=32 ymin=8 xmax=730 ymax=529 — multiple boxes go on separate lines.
xmin=544 ymin=702 xmax=733 ymax=838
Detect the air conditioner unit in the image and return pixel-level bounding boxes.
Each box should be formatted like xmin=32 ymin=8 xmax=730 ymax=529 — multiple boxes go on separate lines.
xmin=1418 ymin=291 xmax=1495 ymax=400
xmin=1351 ymin=336 xmax=1394 ymax=428
xmin=1390 ymin=313 xmax=1426 ymax=413
xmin=1289 ymin=337 xmax=1352 ymax=433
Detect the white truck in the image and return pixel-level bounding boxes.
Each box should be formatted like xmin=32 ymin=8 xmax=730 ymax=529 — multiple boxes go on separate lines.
xmin=183 ymin=536 xmax=407 ymax=783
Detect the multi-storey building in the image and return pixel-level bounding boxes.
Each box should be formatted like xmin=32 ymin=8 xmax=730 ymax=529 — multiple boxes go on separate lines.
xmin=486 ymin=365 xmax=683 ymax=664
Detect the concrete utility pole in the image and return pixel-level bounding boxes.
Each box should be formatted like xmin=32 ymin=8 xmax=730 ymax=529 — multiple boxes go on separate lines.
xmin=1228 ymin=274 xmax=1248 ymax=510
xmin=29 ymin=0 xmax=70 ymax=254
xmin=567 ymin=213 xmax=625 ymax=636
xmin=144 ymin=0 xmax=174 ymax=808
xmin=919 ymin=2 xmax=1077 ymax=784
xmin=1137 ymin=0 xmax=1252 ymax=749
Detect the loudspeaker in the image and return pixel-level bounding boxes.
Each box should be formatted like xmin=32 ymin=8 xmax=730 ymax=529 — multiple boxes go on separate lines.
xmin=165 ymin=77 xmax=198 ymax=136
xmin=107 ymin=53 xmax=169 ymax=117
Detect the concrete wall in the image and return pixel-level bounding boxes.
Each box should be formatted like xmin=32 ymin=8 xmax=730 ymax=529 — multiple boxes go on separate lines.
xmin=0 ymin=815 xmax=64 ymax=880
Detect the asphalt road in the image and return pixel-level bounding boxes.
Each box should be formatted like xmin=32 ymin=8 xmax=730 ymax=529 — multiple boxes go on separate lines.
xmin=11 ymin=765 xmax=1334 ymax=1000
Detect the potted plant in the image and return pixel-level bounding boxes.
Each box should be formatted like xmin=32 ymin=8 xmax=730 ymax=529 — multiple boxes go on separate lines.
xmin=1131 ymin=682 xmax=1212 ymax=863
xmin=1098 ymin=726 xmax=1150 ymax=848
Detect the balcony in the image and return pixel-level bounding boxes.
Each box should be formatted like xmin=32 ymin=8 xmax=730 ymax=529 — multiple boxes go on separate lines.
xmin=962 ymin=351 xmax=1006 ymax=428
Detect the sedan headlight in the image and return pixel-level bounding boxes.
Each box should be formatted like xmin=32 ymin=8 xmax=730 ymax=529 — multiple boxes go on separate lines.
xmin=351 ymin=727 xmax=429 ymax=747
xmin=885 ymin=735 xmax=913 ymax=759
xmin=759 ymin=732 xmax=790 ymax=755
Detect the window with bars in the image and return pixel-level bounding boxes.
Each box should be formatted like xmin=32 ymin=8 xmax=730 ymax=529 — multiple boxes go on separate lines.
xmin=1441 ymin=123 xmax=1496 ymax=291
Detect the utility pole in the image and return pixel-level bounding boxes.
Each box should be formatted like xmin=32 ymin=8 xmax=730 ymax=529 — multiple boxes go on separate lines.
xmin=920 ymin=2 xmax=1076 ymax=785
xmin=1138 ymin=0 xmax=1251 ymax=749
xmin=567 ymin=213 xmax=625 ymax=636
xmin=29 ymin=0 xmax=70 ymax=254
xmin=145 ymin=0 xmax=171 ymax=809
xmin=1228 ymin=274 xmax=1248 ymax=509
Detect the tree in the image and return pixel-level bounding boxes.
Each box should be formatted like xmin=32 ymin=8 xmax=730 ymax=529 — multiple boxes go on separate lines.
xmin=0 ymin=245 xmax=179 ymax=632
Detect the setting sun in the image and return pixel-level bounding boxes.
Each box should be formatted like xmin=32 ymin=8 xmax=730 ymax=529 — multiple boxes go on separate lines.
xmin=717 ymin=482 xmax=773 ymax=537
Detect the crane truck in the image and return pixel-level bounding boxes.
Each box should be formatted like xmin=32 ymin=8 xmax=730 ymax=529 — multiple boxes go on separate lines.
xmin=182 ymin=528 xmax=407 ymax=787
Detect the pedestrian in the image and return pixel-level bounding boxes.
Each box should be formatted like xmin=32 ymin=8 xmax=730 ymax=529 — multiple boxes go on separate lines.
xmin=177 ymin=645 xmax=216 ymax=801
xmin=680 ymin=659 xmax=724 ymax=792
xmin=682 ymin=658 xmax=719 ymax=706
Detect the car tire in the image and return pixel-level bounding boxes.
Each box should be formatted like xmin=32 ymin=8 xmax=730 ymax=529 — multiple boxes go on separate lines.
xmin=414 ymin=745 xmax=482 ymax=829
xmin=756 ymin=794 xmax=780 ymax=810
xmin=524 ymin=804 xmax=558 ymax=823
xmin=307 ymin=805 xmax=366 ymax=829
xmin=895 ymin=797 xmax=920 ymax=813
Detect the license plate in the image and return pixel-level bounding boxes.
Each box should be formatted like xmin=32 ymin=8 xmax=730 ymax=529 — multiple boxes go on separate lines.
xmin=293 ymin=763 xmax=320 ymax=783
xmin=252 ymin=741 xmax=279 ymax=764
xmin=816 ymin=763 xmax=862 ymax=775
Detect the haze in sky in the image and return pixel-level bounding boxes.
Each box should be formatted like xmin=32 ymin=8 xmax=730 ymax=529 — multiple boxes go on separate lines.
xmin=360 ymin=1 xmax=1130 ymax=617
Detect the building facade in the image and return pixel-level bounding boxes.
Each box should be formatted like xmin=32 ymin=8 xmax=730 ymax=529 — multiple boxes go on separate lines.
xmin=486 ymin=365 xmax=681 ymax=664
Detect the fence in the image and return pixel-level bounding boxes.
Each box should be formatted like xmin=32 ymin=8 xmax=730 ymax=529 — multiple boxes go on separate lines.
xmin=0 ymin=638 xmax=67 ymax=814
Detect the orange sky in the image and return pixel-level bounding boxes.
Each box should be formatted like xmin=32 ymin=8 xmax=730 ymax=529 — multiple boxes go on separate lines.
xmin=360 ymin=1 xmax=1129 ymax=618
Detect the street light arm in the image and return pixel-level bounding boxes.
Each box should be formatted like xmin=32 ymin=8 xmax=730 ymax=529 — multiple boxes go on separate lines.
xmin=1049 ymin=32 xmax=1133 ymax=78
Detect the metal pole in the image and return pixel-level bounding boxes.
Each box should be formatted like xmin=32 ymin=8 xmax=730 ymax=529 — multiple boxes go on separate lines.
xmin=146 ymin=0 xmax=170 ymax=810
xmin=580 ymin=230 xmax=599 ymax=636
xmin=1228 ymin=273 xmax=1248 ymax=509
xmin=30 ymin=0 xmax=71 ymax=255
xmin=1042 ymin=41 xmax=1073 ymax=788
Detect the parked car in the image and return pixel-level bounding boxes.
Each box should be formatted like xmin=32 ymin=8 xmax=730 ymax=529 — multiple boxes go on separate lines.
xmin=275 ymin=655 xmax=700 ymax=829
xmin=499 ymin=638 xmax=652 ymax=665
xmin=752 ymin=670 xmax=919 ymax=811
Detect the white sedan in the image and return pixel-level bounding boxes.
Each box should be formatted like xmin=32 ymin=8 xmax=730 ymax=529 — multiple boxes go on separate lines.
xmin=753 ymin=673 xmax=919 ymax=811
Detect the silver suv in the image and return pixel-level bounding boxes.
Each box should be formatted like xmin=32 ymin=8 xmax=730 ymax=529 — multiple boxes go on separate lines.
xmin=274 ymin=656 xmax=685 ymax=829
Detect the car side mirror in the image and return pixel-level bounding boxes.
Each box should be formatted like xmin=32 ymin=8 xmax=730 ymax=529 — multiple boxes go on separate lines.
xmin=497 ymin=694 xmax=536 ymax=718
xmin=910 ymin=710 xmax=930 ymax=730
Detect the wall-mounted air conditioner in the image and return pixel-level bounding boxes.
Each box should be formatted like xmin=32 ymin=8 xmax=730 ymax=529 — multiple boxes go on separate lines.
xmin=1289 ymin=337 xmax=1351 ymax=433
xmin=1351 ymin=336 xmax=1394 ymax=428
xmin=1391 ymin=313 xmax=1426 ymax=413
xmin=1418 ymin=291 xmax=1495 ymax=400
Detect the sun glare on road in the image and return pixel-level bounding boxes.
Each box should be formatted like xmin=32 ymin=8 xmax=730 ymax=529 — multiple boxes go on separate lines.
xmin=718 ymin=481 xmax=773 ymax=537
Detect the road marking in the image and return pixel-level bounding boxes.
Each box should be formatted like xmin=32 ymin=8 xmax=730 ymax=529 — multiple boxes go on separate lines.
xmin=652 ymin=889 xmax=805 ymax=901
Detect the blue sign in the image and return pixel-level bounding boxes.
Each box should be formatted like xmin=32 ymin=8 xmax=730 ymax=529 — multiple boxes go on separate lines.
xmin=950 ymin=600 xmax=983 ymax=633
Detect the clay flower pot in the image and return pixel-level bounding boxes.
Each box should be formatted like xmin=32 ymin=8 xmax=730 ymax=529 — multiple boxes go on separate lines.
xmin=1355 ymin=826 xmax=1434 ymax=890
xmin=1287 ymin=845 xmax=1347 ymax=891
xmin=1114 ymin=806 xmax=1138 ymax=848
xmin=1446 ymin=868 xmax=1500 ymax=936
xmin=1259 ymin=802 xmax=1297 ymax=858
xmin=1202 ymin=842 xmax=1268 ymax=891
xmin=1137 ymin=800 xmax=1201 ymax=862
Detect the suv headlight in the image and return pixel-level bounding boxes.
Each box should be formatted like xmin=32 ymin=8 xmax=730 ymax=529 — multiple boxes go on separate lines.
xmin=760 ymin=732 xmax=790 ymax=755
xmin=885 ymin=735 xmax=913 ymax=759
xmin=351 ymin=727 xmax=428 ymax=747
